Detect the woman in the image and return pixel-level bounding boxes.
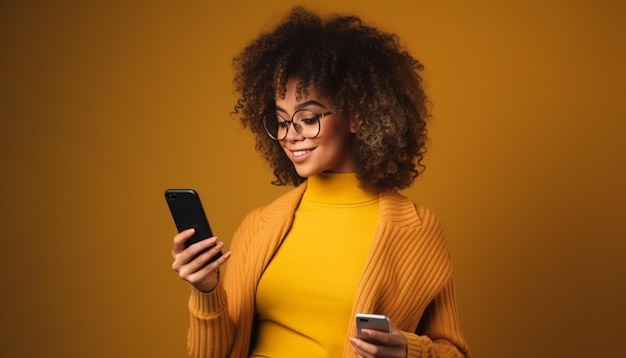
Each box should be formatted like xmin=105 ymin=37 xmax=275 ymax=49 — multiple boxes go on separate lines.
xmin=171 ymin=6 xmax=471 ymax=358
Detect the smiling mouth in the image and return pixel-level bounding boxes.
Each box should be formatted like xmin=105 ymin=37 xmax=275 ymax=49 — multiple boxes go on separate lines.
xmin=293 ymin=150 xmax=311 ymax=157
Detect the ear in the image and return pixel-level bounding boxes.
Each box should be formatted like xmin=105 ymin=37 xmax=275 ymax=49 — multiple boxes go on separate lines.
xmin=349 ymin=118 xmax=358 ymax=133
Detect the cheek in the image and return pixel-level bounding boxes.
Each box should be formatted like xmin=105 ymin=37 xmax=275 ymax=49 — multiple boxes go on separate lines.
xmin=279 ymin=140 xmax=290 ymax=150
xmin=277 ymin=142 xmax=290 ymax=158
xmin=321 ymin=118 xmax=352 ymax=137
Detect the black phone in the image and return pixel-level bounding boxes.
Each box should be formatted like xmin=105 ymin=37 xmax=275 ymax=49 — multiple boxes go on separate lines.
xmin=164 ymin=188 xmax=223 ymax=263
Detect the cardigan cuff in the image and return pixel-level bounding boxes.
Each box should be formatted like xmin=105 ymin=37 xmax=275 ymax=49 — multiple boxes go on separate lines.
xmin=402 ymin=332 xmax=467 ymax=358
xmin=402 ymin=331 xmax=424 ymax=358
xmin=188 ymin=284 xmax=227 ymax=318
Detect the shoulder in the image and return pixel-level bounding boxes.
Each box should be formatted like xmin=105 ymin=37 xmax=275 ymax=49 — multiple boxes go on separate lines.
xmin=379 ymin=191 xmax=443 ymax=232
xmin=379 ymin=192 xmax=454 ymax=273
xmin=230 ymin=183 xmax=307 ymax=250
xmin=240 ymin=183 xmax=307 ymax=225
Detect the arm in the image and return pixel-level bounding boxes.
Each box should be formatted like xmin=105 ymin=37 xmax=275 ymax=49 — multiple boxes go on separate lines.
xmin=350 ymin=279 xmax=470 ymax=358
xmin=170 ymin=226 xmax=235 ymax=358
xmin=186 ymin=205 xmax=277 ymax=358
xmin=187 ymin=285 xmax=236 ymax=358
xmin=401 ymin=205 xmax=471 ymax=357
xmin=403 ymin=278 xmax=471 ymax=358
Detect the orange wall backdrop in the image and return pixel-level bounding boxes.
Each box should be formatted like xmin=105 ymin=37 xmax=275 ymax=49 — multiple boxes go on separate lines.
xmin=1 ymin=1 xmax=624 ymax=357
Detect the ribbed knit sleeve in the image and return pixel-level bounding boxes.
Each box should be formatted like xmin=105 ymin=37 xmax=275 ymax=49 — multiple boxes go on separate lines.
xmin=185 ymin=205 xmax=266 ymax=358
xmin=403 ymin=277 xmax=470 ymax=357
xmin=399 ymin=206 xmax=470 ymax=357
xmin=187 ymin=285 xmax=234 ymax=358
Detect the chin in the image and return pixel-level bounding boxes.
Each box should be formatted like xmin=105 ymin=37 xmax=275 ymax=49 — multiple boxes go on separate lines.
xmin=295 ymin=170 xmax=313 ymax=179
xmin=293 ymin=165 xmax=320 ymax=179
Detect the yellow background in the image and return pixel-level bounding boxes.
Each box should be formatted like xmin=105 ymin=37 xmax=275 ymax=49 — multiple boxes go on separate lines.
xmin=1 ymin=1 xmax=624 ymax=357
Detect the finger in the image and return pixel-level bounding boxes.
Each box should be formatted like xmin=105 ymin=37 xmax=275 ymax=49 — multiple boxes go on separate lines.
xmin=350 ymin=337 xmax=378 ymax=358
xmin=359 ymin=329 xmax=404 ymax=346
xmin=359 ymin=329 xmax=389 ymax=345
xmin=171 ymin=228 xmax=195 ymax=256
xmin=172 ymin=236 xmax=216 ymax=272
xmin=185 ymin=251 xmax=232 ymax=292
xmin=190 ymin=240 xmax=225 ymax=270
xmin=352 ymin=331 xmax=407 ymax=358
xmin=349 ymin=337 xmax=366 ymax=357
xmin=187 ymin=250 xmax=231 ymax=281
xmin=175 ymin=239 xmax=220 ymax=274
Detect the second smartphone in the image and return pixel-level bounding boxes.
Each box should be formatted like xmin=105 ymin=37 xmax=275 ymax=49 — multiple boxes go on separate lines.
xmin=356 ymin=313 xmax=391 ymax=343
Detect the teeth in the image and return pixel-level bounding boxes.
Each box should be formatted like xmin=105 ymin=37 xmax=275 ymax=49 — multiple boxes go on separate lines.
xmin=294 ymin=150 xmax=309 ymax=157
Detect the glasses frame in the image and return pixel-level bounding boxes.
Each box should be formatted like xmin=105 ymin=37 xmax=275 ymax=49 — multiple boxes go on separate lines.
xmin=263 ymin=109 xmax=337 ymax=141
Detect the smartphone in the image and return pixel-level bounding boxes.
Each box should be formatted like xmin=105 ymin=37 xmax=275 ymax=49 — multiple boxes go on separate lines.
xmin=356 ymin=313 xmax=391 ymax=343
xmin=164 ymin=188 xmax=222 ymax=263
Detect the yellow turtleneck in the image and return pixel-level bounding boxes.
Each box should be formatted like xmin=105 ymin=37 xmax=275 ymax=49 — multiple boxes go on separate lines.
xmin=251 ymin=173 xmax=379 ymax=357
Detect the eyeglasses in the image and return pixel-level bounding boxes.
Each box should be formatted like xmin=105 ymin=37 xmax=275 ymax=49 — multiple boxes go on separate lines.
xmin=263 ymin=109 xmax=337 ymax=141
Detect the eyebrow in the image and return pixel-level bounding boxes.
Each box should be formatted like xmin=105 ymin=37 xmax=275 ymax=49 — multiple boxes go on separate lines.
xmin=275 ymin=100 xmax=327 ymax=114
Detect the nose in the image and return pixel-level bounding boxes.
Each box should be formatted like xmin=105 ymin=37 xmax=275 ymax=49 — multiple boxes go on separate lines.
xmin=283 ymin=121 xmax=304 ymax=141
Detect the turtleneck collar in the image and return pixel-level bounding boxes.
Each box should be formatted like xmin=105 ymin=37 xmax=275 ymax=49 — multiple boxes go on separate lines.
xmin=303 ymin=172 xmax=378 ymax=205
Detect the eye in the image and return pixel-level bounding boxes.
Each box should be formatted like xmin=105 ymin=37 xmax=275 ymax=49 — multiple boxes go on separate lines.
xmin=301 ymin=115 xmax=320 ymax=125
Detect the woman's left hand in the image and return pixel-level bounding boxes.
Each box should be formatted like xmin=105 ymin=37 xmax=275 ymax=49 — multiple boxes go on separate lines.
xmin=349 ymin=322 xmax=407 ymax=358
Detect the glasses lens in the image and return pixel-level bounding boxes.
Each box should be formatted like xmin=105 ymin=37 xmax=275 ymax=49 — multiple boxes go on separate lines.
xmin=263 ymin=115 xmax=288 ymax=140
xmin=263 ymin=110 xmax=323 ymax=140
xmin=293 ymin=110 xmax=320 ymax=138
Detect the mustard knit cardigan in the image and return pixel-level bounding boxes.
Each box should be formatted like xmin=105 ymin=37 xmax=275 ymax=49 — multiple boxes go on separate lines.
xmin=186 ymin=183 xmax=471 ymax=358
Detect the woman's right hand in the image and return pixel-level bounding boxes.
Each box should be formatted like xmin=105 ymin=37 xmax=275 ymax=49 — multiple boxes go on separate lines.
xmin=171 ymin=228 xmax=231 ymax=293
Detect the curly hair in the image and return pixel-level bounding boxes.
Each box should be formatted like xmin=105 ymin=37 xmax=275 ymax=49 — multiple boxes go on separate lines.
xmin=231 ymin=6 xmax=430 ymax=193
